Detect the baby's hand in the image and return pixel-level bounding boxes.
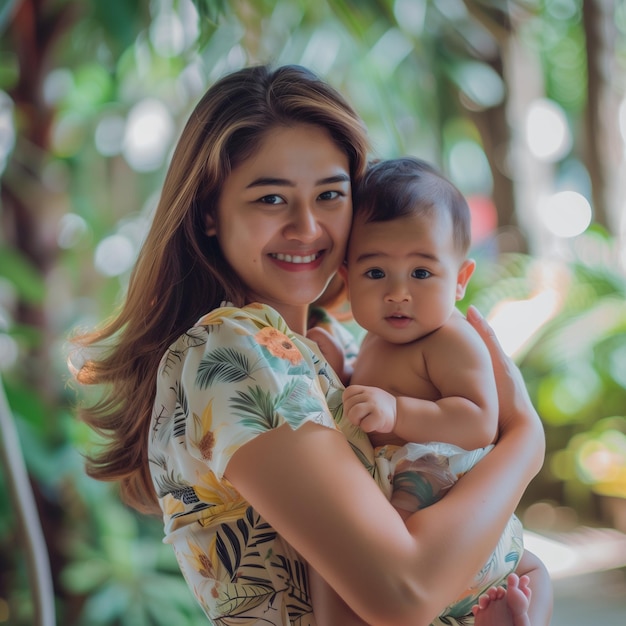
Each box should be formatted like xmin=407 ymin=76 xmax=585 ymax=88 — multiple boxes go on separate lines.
xmin=343 ymin=385 xmax=397 ymax=433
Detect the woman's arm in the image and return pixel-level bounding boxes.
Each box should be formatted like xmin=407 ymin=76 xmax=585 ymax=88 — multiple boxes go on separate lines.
xmin=225 ymin=307 xmax=544 ymax=626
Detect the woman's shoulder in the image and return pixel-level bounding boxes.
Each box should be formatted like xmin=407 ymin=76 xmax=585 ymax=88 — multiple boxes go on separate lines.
xmin=158 ymin=301 xmax=311 ymax=381
xmin=195 ymin=301 xmax=293 ymax=334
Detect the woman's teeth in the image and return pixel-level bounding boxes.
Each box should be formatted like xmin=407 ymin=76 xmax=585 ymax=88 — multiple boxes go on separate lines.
xmin=272 ymin=253 xmax=319 ymax=264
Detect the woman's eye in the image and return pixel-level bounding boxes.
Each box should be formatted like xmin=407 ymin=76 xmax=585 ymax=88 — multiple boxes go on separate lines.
xmin=412 ymin=268 xmax=431 ymax=279
xmin=318 ymin=190 xmax=342 ymax=201
xmin=258 ymin=194 xmax=284 ymax=205
xmin=365 ymin=269 xmax=385 ymax=279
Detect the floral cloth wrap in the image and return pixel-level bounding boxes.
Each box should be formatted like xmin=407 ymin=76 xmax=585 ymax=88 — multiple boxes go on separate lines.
xmin=148 ymin=303 xmax=520 ymax=625
xmin=376 ymin=441 xmax=524 ymax=621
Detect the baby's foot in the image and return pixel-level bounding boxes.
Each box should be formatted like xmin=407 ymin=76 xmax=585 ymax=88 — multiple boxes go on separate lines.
xmin=472 ymin=573 xmax=531 ymax=626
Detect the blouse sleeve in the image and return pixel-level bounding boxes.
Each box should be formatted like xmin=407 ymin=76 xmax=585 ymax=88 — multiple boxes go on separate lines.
xmin=154 ymin=305 xmax=338 ymax=480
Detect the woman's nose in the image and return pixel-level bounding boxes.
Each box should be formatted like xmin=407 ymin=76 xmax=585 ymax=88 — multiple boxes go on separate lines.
xmin=285 ymin=204 xmax=322 ymax=241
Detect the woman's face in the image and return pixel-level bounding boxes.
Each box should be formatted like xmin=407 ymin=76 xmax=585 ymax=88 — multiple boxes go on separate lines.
xmin=208 ymin=124 xmax=352 ymax=331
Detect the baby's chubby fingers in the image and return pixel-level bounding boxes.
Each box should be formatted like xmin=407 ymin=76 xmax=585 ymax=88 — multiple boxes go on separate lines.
xmin=342 ymin=385 xmax=372 ymax=427
xmin=342 ymin=384 xmax=368 ymax=403
xmin=342 ymin=385 xmax=397 ymax=433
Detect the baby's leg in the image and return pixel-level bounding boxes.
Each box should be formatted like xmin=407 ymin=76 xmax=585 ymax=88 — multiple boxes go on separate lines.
xmin=473 ymin=549 xmax=552 ymax=626
xmin=517 ymin=549 xmax=552 ymax=625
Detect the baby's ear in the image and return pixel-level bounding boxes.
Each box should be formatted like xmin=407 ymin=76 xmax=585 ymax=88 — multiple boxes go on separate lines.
xmin=456 ymin=259 xmax=476 ymax=300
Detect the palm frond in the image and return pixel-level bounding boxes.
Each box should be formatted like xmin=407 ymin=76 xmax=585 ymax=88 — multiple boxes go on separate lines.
xmin=172 ymin=380 xmax=188 ymax=438
xmin=230 ymin=386 xmax=279 ymax=431
xmin=275 ymin=379 xmax=324 ymax=427
xmin=196 ymin=347 xmax=254 ymax=388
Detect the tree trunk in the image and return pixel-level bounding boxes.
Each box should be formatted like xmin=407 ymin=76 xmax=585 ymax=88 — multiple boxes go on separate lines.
xmin=581 ymin=0 xmax=620 ymax=234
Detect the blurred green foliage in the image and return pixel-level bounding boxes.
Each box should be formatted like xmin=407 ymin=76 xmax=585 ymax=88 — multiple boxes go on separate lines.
xmin=1 ymin=0 xmax=625 ymax=624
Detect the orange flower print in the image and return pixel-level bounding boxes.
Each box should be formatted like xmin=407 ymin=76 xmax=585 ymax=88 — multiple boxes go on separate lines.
xmin=255 ymin=327 xmax=302 ymax=365
xmin=198 ymin=430 xmax=215 ymax=461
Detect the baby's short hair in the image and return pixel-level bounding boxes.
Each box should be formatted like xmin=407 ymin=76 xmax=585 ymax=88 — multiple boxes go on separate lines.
xmin=354 ymin=157 xmax=472 ymax=255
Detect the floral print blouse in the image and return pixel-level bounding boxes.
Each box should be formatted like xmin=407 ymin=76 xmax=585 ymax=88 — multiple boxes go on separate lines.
xmin=148 ymin=303 xmax=374 ymax=625
xmin=148 ymin=302 xmax=505 ymax=626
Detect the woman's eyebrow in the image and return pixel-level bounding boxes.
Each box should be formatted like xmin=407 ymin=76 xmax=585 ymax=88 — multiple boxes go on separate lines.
xmin=246 ymin=173 xmax=350 ymax=188
xmin=318 ymin=173 xmax=350 ymax=185
xmin=246 ymin=177 xmax=293 ymax=188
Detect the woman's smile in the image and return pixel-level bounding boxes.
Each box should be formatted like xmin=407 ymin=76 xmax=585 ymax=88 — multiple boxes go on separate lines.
xmin=269 ymin=250 xmax=325 ymax=268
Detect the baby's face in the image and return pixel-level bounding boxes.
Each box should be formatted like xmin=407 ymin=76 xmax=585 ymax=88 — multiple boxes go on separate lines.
xmin=345 ymin=210 xmax=472 ymax=344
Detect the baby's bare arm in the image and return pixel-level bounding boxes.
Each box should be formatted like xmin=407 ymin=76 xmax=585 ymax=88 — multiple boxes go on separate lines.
xmin=225 ymin=308 xmax=545 ymax=625
xmin=345 ymin=317 xmax=499 ymax=449
xmin=395 ymin=318 xmax=498 ymax=448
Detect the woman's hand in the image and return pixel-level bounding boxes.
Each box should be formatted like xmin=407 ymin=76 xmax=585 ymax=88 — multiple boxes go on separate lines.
xmin=226 ymin=307 xmax=547 ymax=626
xmin=466 ymin=305 xmax=545 ymax=471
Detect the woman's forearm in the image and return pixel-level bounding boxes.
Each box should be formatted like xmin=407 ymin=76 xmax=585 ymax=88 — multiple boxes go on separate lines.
xmin=227 ymin=303 xmax=545 ymax=625
xmin=226 ymin=413 xmax=543 ymax=626
xmin=402 ymin=411 xmax=544 ymax=601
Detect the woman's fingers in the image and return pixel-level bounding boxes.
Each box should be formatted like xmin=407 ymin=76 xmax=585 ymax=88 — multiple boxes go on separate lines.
xmin=466 ymin=306 xmax=538 ymax=436
xmin=466 ymin=305 xmax=509 ymax=363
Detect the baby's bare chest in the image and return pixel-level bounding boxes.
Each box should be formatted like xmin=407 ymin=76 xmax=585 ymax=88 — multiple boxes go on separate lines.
xmin=352 ymin=335 xmax=440 ymax=401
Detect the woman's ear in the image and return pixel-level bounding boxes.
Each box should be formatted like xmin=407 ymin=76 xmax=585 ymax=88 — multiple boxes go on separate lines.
xmin=338 ymin=262 xmax=350 ymax=303
xmin=455 ymin=258 xmax=476 ymax=300
xmin=338 ymin=262 xmax=348 ymax=287
xmin=205 ymin=213 xmax=217 ymax=236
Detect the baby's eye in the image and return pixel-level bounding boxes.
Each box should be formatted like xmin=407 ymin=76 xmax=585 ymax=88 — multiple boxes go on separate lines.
xmin=365 ymin=268 xmax=385 ymax=279
xmin=318 ymin=190 xmax=342 ymax=201
xmin=258 ymin=194 xmax=285 ymax=205
xmin=412 ymin=268 xmax=431 ymax=279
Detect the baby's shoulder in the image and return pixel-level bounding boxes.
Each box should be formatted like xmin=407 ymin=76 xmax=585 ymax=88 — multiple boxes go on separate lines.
xmin=425 ymin=310 xmax=483 ymax=354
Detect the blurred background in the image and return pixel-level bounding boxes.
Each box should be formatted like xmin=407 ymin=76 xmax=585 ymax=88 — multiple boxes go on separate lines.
xmin=0 ymin=0 xmax=625 ymax=624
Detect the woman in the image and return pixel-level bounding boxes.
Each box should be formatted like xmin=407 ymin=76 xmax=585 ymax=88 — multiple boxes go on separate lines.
xmin=72 ymin=64 xmax=545 ymax=625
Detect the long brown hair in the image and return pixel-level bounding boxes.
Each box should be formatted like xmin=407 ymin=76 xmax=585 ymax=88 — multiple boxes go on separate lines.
xmin=71 ymin=64 xmax=370 ymax=513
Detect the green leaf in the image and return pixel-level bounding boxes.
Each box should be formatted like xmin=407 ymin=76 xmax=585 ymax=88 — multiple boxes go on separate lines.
xmin=191 ymin=0 xmax=229 ymax=24
xmin=90 ymin=0 xmax=151 ymax=54
xmin=0 ymin=0 xmax=18 ymax=35
xmin=0 ymin=247 xmax=45 ymax=304
xmin=190 ymin=0 xmax=230 ymax=45
xmin=0 ymin=50 xmax=19 ymax=89
xmin=61 ymin=558 xmax=112 ymax=594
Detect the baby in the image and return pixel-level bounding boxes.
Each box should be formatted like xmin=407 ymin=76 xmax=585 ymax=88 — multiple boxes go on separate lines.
xmin=311 ymin=157 xmax=551 ymax=625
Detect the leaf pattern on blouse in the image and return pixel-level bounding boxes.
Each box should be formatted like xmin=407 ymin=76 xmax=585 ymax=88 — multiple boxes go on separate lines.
xmin=148 ymin=303 xmax=374 ymax=625
xmin=147 ymin=303 xmax=516 ymax=625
